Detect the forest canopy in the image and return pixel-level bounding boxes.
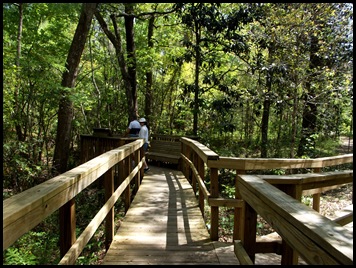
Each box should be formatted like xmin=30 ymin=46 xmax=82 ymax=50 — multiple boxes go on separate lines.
xmin=3 ymin=3 xmax=353 ymax=194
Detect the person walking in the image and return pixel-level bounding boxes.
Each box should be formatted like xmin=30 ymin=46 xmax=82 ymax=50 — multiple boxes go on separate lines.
xmin=125 ymin=115 xmax=141 ymax=137
xmin=138 ymin=117 xmax=150 ymax=172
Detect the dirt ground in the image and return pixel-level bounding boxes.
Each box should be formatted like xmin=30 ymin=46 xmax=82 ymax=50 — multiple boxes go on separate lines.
xmin=336 ymin=136 xmax=353 ymax=154
xmin=254 ymin=136 xmax=353 ymax=265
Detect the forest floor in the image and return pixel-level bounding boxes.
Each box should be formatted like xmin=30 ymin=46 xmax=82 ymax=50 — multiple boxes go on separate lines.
xmin=252 ymin=136 xmax=353 ymax=265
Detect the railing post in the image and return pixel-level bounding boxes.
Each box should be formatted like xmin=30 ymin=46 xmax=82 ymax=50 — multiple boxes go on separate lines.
xmin=104 ymin=167 xmax=114 ymax=251
xmin=277 ymin=181 xmax=303 ymax=265
xmin=210 ymin=167 xmax=219 ymax=241
xmin=59 ymin=199 xmax=76 ymax=258
xmin=185 ymin=146 xmax=193 ymax=184
xmin=242 ymin=201 xmax=257 ymax=263
xmin=234 ymin=170 xmax=245 ymax=241
xmin=124 ymin=156 xmax=131 ymax=212
xmin=312 ymin=167 xmax=322 ymax=212
xmin=192 ymin=151 xmax=197 ymax=193
xmin=181 ymin=142 xmax=187 ymax=177
xmin=197 ymin=157 xmax=205 ymax=215
xmin=133 ymin=149 xmax=140 ymax=194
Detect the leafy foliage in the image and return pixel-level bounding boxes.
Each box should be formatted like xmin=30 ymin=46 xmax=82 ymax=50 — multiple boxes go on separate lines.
xmin=2 ymin=2 xmax=353 ymax=264
xmin=3 ymin=213 xmax=60 ymax=265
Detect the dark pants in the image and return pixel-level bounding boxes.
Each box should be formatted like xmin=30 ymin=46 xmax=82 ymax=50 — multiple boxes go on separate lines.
xmin=143 ymin=143 xmax=149 ymax=152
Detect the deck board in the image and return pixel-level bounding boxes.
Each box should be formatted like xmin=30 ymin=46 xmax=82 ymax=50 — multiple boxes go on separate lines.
xmin=102 ymin=166 xmax=240 ymax=265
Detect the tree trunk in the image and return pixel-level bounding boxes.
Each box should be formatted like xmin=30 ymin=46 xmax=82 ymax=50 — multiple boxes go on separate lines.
xmin=297 ymin=34 xmax=319 ymax=157
xmin=53 ymin=3 xmax=97 ymax=259
xmin=95 ymin=9 xmax=138 ymax=125
xmin=260 ymin=76 xmax=271 ymax=158
xmin=260 ymin=43 xmax=274 ymax=158
xmin=124 ymin=4 xmax=138 ymax=122
xmin=52 ymin=3 xmax=97 ymax=175
xmin=145 ymin=15 xmax=154 ymax=125
xmin=193 ymin=20 xmax=201 ymax=136
xmin=290 ymin=91 xmax=299 ymax=158
xmin=14 ymin=3 xmax=24 ymax=142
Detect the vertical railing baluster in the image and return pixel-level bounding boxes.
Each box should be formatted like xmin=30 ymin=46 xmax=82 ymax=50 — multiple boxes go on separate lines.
xmin=198 ymin=157 xmax=205 ymax=215
xmin=104 ymin=167 xmax=114 ymax=251
xmin=210 ymin=167 xmax=219 ymax=241
xmin=59 ymin=199 xmax=76 ymax=258
xmin=233 ymin=169 xmax=245 ymax=241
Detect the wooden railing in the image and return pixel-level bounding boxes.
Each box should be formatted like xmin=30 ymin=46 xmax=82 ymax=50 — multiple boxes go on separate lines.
xmin=236 ymin=173 xmax=353 ymax=265
xmin=3 ymin=135 xmax=353 ymax=265
xmin=145 ymin=134 xmax=199 ymax=167
xmin=180 ymin=137 xmax=353 ymax=265
xmin=3 ymin=139 xmax=145 ymax=265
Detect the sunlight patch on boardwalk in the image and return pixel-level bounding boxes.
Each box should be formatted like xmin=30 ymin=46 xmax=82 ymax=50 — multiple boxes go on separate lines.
xmin=102 ymin=166 xmax=240 ymax=265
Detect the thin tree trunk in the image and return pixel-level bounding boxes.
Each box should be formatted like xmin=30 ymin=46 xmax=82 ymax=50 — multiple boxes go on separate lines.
xmin=260 ymin=87 xmax=271 ymax=158
xmin=53 ymin=4 xmax=98 ymax=258
xmin=260 ymin=43 xmax=274 ymax=158
xmin=290 ymin=90 xmax=299 ymax=158
xmin=95 ymin=10 xmax=137 ymax=125
xmin=193 ymin=21 xmax=201 ymax=136
xmin=124 ymin=3 xmax=138 ymax=122
xmin=52 ymin=3 xmax=97 ymax=175
xmin=89 ymin=33 xmax=101 ymax=128
xmin=297 ymin=33 xmax=319 ymax=157
xmin=145 ymin=15 xmax=154 ymax=125
xmin=14 ymin=3 xmax=24 ymax=142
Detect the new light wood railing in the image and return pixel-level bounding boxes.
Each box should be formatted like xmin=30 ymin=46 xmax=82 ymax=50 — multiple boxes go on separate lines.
xmin=3 ymin=139 xmax=145 ymax=265
xmin=3 ymin=135 xmax=353 ymax=265
xmin=180 ymin=137 xmax=353 ymax=265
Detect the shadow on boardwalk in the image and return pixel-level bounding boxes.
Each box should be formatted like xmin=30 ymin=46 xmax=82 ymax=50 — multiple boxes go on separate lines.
xmin=102 ymin=166 xmax=240 ymax=265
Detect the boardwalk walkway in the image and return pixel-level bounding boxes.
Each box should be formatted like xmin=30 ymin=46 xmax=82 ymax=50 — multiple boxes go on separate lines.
xmin=102 ymin=165 xmax=240 ymax=265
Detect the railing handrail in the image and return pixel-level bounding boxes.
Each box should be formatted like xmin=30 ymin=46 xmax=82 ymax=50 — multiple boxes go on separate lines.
xmin=208 ymin=154 xmax=353 ymax=169
xmin=180 ymin=137 xmax=353 ymax=265
xmin=3 ymin=139 xmax=144 ymax=264
xmin=3 ymin=135 xmax=353 ymax=265
xmin=237 ymin=174 xmax=353 ymax=265
xmin=181 ymin=137 xmax=219 ymax=163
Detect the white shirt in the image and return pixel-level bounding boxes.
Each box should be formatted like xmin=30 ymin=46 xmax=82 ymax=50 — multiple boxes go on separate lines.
xmin=128 ymin=120 xmax=141 ymax=136
xmin=128 ymin=120 xmax=140 ymax=129
xmin=139 ymin=125 xmax=149 ymax=144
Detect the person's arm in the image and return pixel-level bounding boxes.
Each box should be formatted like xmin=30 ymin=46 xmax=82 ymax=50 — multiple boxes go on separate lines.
xmin=124 ymin=121 xmax=132 ymax=137
xmin=124 ymin=127 xmax=130 ymax=137
xmin=144 ymin=127 xmax=149 ymax=143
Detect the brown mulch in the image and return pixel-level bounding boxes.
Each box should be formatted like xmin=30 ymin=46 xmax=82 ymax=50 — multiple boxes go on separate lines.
xmin=337 ymin=136 xmax=353 ymax=154
xmin=228 ymin=136 xmax=353 ymax=265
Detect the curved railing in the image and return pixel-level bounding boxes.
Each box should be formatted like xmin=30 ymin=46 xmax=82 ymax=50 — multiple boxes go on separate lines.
xmin=180 ymin=137 xmax=353 ymax=265
xmin=3 ymin=136 xmax=353 ymax=265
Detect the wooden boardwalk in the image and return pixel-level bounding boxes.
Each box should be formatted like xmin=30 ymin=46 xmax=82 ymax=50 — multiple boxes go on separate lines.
xmin=102 ymin=165 xmax=240 ymax=265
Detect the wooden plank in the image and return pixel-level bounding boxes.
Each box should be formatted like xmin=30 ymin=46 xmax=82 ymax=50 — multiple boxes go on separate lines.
xmin=104 ymin=251 xmax=219 ymax=262
xmin=212 ymin=241 xmax=242 ymax=264
xmin=181 ymin=137 xmax=219 ymax=163
xmin=3 ymin=140 xmax=144 ymax=250
xmin=255 ymin=232 xmax=282 ymax=254
xmin=330 ymin=204 xmax=353 ymax=226
xmin=208 ymin=197 xmax=244 ymax=208
xmin=146 ymin=152 xmax=180 ymax=159
xmin=102 ymin=166 xmax=240 ymax=265
xmin=145 ymin=155 xmax=180 ymax=164
xmin=208 ymin=154 xmax=353 ymax=170
xmin=234 ymin=240 xmax=253 ymax=265
xmin=146 ymin=135 xmax=181 ymax=163
xmin=237 ymin=174 xmax=353 ymax=265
